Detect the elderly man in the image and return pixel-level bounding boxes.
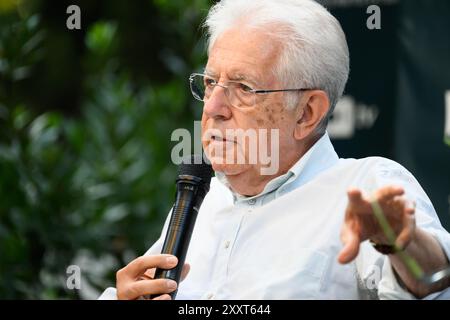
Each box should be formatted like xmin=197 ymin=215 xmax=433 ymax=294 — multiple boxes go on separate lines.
xmin=100 ymin=0 xmax=450 ymax=299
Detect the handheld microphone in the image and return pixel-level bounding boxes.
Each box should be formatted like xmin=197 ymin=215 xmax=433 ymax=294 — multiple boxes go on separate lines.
xmin=148 ymin=154 xmax=213 ymax=299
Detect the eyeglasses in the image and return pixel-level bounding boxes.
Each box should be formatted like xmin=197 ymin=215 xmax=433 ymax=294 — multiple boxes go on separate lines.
xmin=189 ymin=73 xmax=316 ymax=109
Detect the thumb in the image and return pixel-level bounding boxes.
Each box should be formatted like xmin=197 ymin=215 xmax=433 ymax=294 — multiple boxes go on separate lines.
xmin=338 ymin=225 xmax=361 ymax=264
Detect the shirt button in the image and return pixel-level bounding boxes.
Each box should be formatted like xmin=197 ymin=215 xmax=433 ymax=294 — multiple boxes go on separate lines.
xmin=248 ymin=199 xmax=256 ymax=205
xmin=224 ymin=240 xmax=231 ymax=249
xmin=206 ymin=293 xmax=214 ymax=300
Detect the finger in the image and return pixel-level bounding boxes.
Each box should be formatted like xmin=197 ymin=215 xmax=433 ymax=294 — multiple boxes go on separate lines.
xmin=404 ymin=200 xmax=416 ymax=214
xmin=395 ymin=228 xmax=411 ymax=251
xmin=347 ymin=188 xmax=364 ymax=204
xmin=142 ymin=263 xmax=189 ymax=282
xmin=347 ymin=188 xmax=374 ymax=214
xmin=152 ymin=294 xmax=172 ymax=301
xmin=389 ymin=196 xmax=408 ymax=215
xmin=338 ymin=225 xmax=361 ymax=264
xmin=181 ymin=263 xmax=190 ymax=282
xmin=405 ymin=206 xmax=415 ymax=215
xmin=395 ymin=211 xmax=416 ymax=250
xmin=130 ymin=278 xmax=178 ymax=298
xmin=120 ymin=255 xmax=178 ymax=279
xmin=376 ymin=186 xmax=404 ymax=202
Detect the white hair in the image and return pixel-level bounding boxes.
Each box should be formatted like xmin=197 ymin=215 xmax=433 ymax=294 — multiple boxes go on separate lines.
xmin=204 ymin=0 xmax=350 ymax=133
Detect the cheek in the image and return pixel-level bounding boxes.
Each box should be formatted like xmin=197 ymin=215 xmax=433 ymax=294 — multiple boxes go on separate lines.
xmin=256 ymin=118 xmax=264 ymax=126
xmin=267 ymin=107 xmax=297 ymax=147
xmin=201 ymin=114 xmax=208 ymax=146
xmin=252 ymin=106 xmax=272 ymax=128
xmin=250 ymin=108 xmax=293 ymax=151
xmin=201 ymin=111 xmax=207 ymax=124
xmin=254 ymin=103 xmax=286 ymax=129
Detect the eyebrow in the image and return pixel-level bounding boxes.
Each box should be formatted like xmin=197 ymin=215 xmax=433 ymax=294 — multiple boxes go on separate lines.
xmin=204 ymin=68 xmax=259 ymax=87
xmin=229 ymin=73 xmax=251 ymax=82
xmin=203 ymin=68 xmax=217 ymax=77
xmin=230 ymin=74 xmax=260 ymax=88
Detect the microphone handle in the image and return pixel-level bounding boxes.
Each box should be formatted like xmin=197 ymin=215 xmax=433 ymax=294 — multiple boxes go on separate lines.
xmin=146 ymin=178 xmax=206 ymax=299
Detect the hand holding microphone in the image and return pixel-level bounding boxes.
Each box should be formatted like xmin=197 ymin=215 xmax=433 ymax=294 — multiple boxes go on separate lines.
xmin=115 ymin=155 xmax=212 ymax=300
xmin=116 ymin=254 xmax=190 ymax=300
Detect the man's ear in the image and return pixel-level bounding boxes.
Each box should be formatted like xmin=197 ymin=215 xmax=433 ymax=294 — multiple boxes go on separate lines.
xmin=293 ymin=90 xmax=330 ymax=140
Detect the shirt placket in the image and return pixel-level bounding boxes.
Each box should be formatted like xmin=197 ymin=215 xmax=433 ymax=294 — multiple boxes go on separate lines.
xmin=202 ymin=203 xmax=252 ymax=299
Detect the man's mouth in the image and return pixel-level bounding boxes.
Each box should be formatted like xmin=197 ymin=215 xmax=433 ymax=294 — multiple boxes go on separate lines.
xmin=211 ymin=135 xmax=226 ymax=142
xmin=204 ymin=130 xmax=234 ymax=143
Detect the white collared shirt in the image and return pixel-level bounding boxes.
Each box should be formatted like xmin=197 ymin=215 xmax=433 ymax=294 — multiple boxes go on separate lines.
xmin=99 ymin=133 xmax=450 ymax=299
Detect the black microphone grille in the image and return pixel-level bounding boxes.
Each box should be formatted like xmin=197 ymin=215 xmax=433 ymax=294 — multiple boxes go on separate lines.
xmin=178 ymin=154 xmax=213 ymax=184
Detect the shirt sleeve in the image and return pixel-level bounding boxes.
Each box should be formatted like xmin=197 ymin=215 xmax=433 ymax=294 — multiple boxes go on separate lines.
xmin=97 ymin=287 xmax=118 ymax=300
xmin=363 ymin=158 xmax=450 ymax=299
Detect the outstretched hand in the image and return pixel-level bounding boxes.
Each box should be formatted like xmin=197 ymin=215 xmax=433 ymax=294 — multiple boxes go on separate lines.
xmin=338 ymin=185 xmax=416 ymax=264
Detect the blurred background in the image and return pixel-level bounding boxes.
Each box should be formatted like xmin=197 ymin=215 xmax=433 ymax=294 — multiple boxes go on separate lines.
xmin=0 ymin=0 xmax=449 ymax=299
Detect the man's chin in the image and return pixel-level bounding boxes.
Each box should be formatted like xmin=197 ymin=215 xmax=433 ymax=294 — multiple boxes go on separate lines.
xmin=210 ymin=160 xmax=248 ymax=176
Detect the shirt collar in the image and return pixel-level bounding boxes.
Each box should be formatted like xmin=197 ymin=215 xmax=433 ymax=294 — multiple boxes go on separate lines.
xmin=216 ymin=131 xmax=339 ymax=203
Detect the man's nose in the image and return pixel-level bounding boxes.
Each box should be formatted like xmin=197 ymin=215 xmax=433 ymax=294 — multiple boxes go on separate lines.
xmin=203 ymin=85 xmax=232 ymax=120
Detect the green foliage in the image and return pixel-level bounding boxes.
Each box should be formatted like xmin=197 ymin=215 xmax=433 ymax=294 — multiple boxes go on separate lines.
xmin=0 ymin=0 xmax=210 ymax=299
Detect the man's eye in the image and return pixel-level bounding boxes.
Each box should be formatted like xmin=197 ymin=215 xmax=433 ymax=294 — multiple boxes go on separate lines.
xmin=204 ymin=78 xmax=216 ymax=87
xmin=237 ymin=83 xmax=253 ymax=93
